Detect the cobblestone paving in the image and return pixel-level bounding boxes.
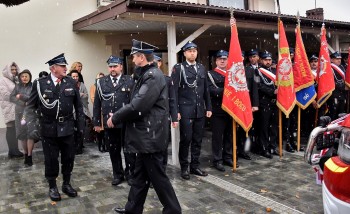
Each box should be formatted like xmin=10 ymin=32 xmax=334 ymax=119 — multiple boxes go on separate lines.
xmin=0 ymin=136 xmax=323 ymax=214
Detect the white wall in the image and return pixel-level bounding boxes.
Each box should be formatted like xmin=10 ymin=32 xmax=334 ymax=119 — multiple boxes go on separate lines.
xmin=0 ymin=0 xmax=111 ymax=128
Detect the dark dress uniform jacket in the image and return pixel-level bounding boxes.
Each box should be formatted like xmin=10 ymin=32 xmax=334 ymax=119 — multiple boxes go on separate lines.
xmin=332 ymin=64 xmax=347 ymax=99
xmin=165 ymin=75 xmax=178 ymax=122
xmin=257 ymin=66 xmax=277 ymax=103
xmin=111 ymin=63 xmax=169 ymax=153
xmin=25 ymin=75 xmax=84 ymax=137
xmin=245 ymin=65 xmax=259 ymax=107
xmin=93 ymin=74 xmax=133 ymax=129
xmin=171 ymin=61 xmax=212 ymax=118
xmin=207 ymin=70 xmax=226 ymax=115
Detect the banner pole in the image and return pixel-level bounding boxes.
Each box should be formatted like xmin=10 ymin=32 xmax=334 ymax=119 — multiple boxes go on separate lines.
xmin=314 ymin=108 xmax=319 ymax=127
xmin=233 ymin=120 xmax=237 ymax=172
xmin=279 ymin=109 xmax=283 ymax=158
xmin=297 ymin=107 xmax=301 ymax=152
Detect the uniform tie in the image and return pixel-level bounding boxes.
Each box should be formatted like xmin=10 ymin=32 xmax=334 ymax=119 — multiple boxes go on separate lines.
xmin=55 ymin=78 xmax=61 ymax=89
xmin=113 ymin=77 xmax=118 ymax=87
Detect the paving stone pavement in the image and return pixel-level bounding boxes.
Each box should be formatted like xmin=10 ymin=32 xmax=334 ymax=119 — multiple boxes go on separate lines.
xmin=0 ymin=132 xmax=323 ymax=214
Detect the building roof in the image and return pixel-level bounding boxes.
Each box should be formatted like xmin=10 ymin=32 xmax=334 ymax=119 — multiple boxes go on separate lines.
xmin=73 ymin=0 xmax=350 ymax=33
xmin=0 ymin=0 xmax=29 ymax=7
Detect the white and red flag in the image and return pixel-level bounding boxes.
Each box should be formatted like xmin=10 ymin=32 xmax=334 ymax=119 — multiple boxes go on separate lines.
xmin=276 ymin=19 xmax=296 ymax=118
xmin=222 ymin=17 xmax=253 ymax=132
xmin=316 ymin=24 xmax=335 ymax=108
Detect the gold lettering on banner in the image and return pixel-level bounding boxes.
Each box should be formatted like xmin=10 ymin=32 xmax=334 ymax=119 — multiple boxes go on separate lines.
xmin=296 ymin=46 xmax=307 ymax=77
xmin=233 ymin=97 xmax=247 ymax=111
xmin=224 ymin=92 xmax=247 ymax=111
xmin=224 ymin=88 xmax=232 ymax=97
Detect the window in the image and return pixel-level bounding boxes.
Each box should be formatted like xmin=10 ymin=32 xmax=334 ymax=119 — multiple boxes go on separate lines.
xmin=208 ymin=0 xmax=247 ymax=10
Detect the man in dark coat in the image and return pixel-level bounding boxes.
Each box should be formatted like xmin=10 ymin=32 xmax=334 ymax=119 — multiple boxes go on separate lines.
xmin=327 ymin=51 xmax=346 ymax=120
xmin=171 ymin=41 xmax=212 ymax=180
xmin=25 ymin=53 xmax=84 ymax=201
xmin=93 ymin=55 xmax=135 ymax=186
xmin=108 ymin=39 xmax=181 ymax=214
xmin=242 ymin=49 xmax=260 ymax=155
xmin=207 ymin=50 xmax=233 ymax=172
xmin=256 ymin=51 xmax=278 ymax=159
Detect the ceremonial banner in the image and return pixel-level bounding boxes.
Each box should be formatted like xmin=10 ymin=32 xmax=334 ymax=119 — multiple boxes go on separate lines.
xmin=276 ymin=19 xmax=296 ymax=117
xmin=316 ymin=24 xmax=335 ymax=108
xmin=222 ymin=17 xmax=253 ymax=132
xmin=294 ymin=23 xmax=316 ymax=109
xmin=344 ymin=47 xmax=350 ymax=88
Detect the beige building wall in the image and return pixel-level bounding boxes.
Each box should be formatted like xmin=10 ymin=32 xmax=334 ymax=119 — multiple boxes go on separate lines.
xmin=0 ymin=0 xmax=110 ymax=128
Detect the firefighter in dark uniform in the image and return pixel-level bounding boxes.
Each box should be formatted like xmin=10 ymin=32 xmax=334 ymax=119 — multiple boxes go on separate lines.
xmin=154 ymin=54 xmax=178 ymax=171
xmin=171 ymin=41 xmax=212 ymax=180
xmin=207 ymin=50 xmax=233 ymax=172
xmin=327 ymin=51 xmax=346 ymax=120
xmin=237 ymin=49 xmax=260 ymax=159
xmin=25 ymin=53 xmax=84 ymax=201
xmin=256 ymin=51 xmax=278 ymax=159
xmin=110 ymin=39 xmax=181 ymax=214
xmin=300 ymin=55 xmax=319 ymax=146
xmin=93 ymin=56 xmax=135 ymax=186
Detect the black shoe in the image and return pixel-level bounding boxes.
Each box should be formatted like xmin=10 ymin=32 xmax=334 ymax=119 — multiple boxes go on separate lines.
xmin=8 ymin=152 xmax=24 ymax=158
xmin=286 ymin=143 xmax=295 ymax=153
xmin=62 ymin=184 xmax=78 ymax=197
xmin=262 ymin=150 xmax=273 ymax=159
xmin=75 ymin=148 xmax=83 ymax=155
xmin=190 ymin=168 xmax=208 ymax=176
xmin=126 ymin=178 xmax=133 ymax=186
xmin=213 ymin=163 xmax=225 ymax=172
xmin=49 ymin=187 xmax=61 ymax=201
xmin=26 ymin=156 xmax=33 ymax=166
xmin=223 ymin=160 xmax=239 ymax=168
xmin=271 ymin=149 xmax=279 ymax=156
xmin=111 ymin=177 xmax=124 ymax=186
xmin=299 ymin=146 xmax=305 ymax=152
xmin=180 ymin=170 xmax=190 ymax=180
xmin=24 ymin=154 xmax=28 ymax=165
xmin=223 ymin=160 xmax=233 ymax=167
xmin=114 ymin=207 xmax=126 ymax=213
xmin=238 ymin=152 xmax=252 ymax=160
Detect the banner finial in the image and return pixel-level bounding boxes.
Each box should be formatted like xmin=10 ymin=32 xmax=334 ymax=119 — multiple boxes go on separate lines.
xmin=229 ymin=7 xmax=234 ymax=18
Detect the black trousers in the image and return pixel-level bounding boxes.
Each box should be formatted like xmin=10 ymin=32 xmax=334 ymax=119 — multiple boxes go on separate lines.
xmin=282 ymin=107 xmax=297 ymax=142
xmin=258 ymin=102 xmax=278 ymax=150
xmin=210 ymin=114 xmax=232 ymax=164
xmin=42 ymin=135 xmax=75 ymax=181
xmin=179 ymin=117 xmax=205 ymax=170
xmin=125 ymin=152 xmax=181 ymax=214
xmin=105 ymin=128 xmax=124 ymax=179
xmin=327 ymin=96 xmax=346 ymax=120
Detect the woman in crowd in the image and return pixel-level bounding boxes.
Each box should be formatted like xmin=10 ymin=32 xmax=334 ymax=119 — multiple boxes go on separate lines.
xmin=0 ymin=62 xmax=23 ymax=158
xmin=70 ymin=62 xmax=84 ymax=83
xmin=10 ymin=69 xmax=33 ymax=165
xmin=69 ymin=70 xmax=91 ymax=154
xmin=90 ymin=72 xmax=106 ymax=152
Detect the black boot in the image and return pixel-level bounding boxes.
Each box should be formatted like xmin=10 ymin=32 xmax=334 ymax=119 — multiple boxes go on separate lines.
xmin=98 ymin=141 xmax=103 ymax=152
xmin=62 ymin=175 xmax=78 ymax=197
xmin=24 ymin=154 xmax=28 ymax=165
xmin=286 ymin=139 xmax=295 ymax=153
xmin=27 ymin=156 xmax=33 ymax=166
xmin=48 ymin=179 xmax=61 ymax=201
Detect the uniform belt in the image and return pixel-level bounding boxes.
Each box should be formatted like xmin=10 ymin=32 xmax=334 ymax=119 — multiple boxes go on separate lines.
xmin=43 ymin=114 xmax=73 ymax=123
xmin=261 ymin=96 xmax=276 ymax=103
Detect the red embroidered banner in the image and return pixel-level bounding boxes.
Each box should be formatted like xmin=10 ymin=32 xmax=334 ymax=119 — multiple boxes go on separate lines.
xmin=276 ymin=19 xmax=296 ymax=118
xmin=221 ymin=17 xmax=253 ymax=132
xmin=316 ymin=25 xmax=335 ymax=108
